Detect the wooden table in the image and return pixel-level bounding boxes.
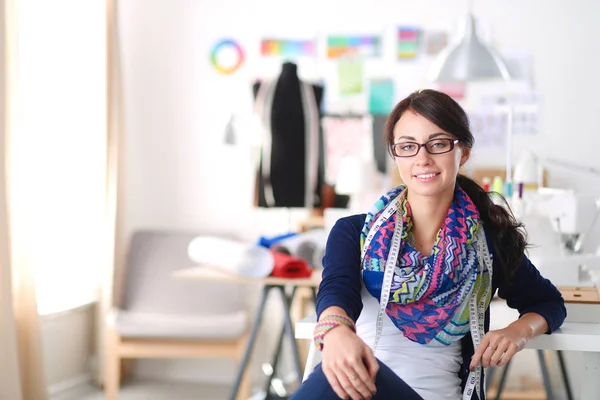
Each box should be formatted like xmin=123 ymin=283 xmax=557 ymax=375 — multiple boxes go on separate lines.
xmin=173 ymin=266 xmax=321 ymax=400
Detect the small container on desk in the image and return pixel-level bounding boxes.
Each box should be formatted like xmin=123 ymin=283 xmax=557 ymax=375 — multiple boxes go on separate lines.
xmin=558 ymin=285 xmax=600 ymax=323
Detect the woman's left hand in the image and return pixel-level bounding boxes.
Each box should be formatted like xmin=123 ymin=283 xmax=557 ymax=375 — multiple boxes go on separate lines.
xmin=469 ymin=326 xmax=528 ymax=371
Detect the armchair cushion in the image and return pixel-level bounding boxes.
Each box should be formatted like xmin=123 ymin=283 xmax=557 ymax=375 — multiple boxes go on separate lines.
xmin=111 ymin=308 xmax=247 ymax=340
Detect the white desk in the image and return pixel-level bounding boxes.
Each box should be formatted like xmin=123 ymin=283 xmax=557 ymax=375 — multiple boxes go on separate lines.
xmin=295 ymin=300 xmax=600 ymax=400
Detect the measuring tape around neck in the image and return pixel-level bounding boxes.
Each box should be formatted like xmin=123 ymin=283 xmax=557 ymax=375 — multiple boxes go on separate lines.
xmin=361 ymin=199 xmax=493 ymax=400
xmin=462 ymin=228 xmax=493 ymax=400
xmin=360 ymin=194 xmax=404 ymax=352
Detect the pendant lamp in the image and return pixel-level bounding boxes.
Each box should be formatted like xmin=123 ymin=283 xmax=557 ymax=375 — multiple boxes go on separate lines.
xmin=427 ymin=12 xmax=511 ymax=83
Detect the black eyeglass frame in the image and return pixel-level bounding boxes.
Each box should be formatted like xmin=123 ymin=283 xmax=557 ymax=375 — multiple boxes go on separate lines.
xmin=390 ymin=138 xmax=459 ymax=158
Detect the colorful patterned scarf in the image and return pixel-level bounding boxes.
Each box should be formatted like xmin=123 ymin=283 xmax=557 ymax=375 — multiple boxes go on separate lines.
xmin=361 ymin=185 xmax=492 ymax=345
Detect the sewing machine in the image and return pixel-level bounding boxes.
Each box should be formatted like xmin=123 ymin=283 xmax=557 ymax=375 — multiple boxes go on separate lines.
xmin=516 ymin=188 xmax=600 ymax=288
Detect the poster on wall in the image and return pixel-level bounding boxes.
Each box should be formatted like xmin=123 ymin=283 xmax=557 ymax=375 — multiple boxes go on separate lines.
xmin=426 ymin=31 xmax=448 ymax=56
xmin=210 ymin=39 xmax=245 ymax=74
xmin=466 ymin=81 xmax=540 ymax=147
xmin=338 ymin=60 xmax=364 ymax=96
xmin=469 ymin=109 xmax=508 ymax=147
xmin=327 ymin=35 xmax=381 ymax=58
xmin=368 ymin=79 xmax=395 ymax=115
xmin=435 ymin=82 xmax=466 ymax=100
xmin=260 ymin=39 xmax=316 ymax=57
xmin=397 ymin=26 xmax=420 ymax=59
xmin=322 ymin=116 xmax=374 ymax=185
xmin=468 ymin=102 xmax=539 ymax=147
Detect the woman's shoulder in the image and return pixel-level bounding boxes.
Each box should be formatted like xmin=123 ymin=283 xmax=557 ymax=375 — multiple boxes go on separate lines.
xmin=339 ymin=213 xmax=367 ymax=226
xmin=331 ymin=213 xmax=367 ymax=232
xmin=327 ymin=213 xmax=367 ymax=242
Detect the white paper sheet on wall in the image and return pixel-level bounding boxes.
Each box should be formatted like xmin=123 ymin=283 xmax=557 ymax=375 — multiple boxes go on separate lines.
xmin=322 ymin=116 xmax=374 ymax=185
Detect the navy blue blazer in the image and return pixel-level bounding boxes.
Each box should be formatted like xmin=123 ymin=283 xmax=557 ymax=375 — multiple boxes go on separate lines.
xmin=316 ymin=214 xmax=567 ymax=400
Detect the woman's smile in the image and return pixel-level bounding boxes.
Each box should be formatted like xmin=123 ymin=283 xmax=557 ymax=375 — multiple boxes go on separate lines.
xmin=413 ymin=172 xmax=440 ymax=182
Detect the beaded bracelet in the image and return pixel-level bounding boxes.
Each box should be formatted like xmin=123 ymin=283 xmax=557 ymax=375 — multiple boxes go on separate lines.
xmin=313 ymin=314 xmax=356 ymax=351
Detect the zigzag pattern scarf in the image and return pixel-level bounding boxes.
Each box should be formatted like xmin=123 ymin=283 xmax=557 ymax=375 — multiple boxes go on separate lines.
xmin=361 ymin=185 xmax=492 ymax=345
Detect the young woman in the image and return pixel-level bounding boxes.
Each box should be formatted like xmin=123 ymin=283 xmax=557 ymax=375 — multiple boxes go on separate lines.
xmin=291 ymin=89 xmax=566 ymax=400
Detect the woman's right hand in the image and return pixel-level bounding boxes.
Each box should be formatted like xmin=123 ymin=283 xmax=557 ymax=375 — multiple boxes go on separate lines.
xmin=321 ymin=325 xmax=378 ymax=400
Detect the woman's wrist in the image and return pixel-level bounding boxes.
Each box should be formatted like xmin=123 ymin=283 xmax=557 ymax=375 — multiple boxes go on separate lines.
xmin=313 ymin=314 xmax=356 ymax=351
xmin=512 ymin=312 xmax=549 ymax=339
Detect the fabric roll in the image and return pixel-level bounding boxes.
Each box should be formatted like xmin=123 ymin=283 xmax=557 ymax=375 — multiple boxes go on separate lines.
xmin=269 ymin=229 xmax=326 ymax=268
xmin=187 ymin=236 xmax=274 ymax=278
xmin=270 ymin=251 xmax=312 ymax=278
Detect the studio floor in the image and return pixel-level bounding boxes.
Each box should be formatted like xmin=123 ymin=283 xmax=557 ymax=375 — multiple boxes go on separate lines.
xmin=52 ymin=380 xmax=229 ymax=400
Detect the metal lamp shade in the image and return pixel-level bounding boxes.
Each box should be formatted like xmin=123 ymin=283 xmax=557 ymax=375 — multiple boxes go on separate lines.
xmin=427 ymin=13 xmax=512 ymax=83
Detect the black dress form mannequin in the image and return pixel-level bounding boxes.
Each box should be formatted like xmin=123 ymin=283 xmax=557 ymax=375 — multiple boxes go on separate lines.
xmin=253 ymin=62 xmax=324 ymax=208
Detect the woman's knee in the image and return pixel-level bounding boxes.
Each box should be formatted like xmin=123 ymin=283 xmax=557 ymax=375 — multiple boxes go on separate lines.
xmin=291 ymin=360 xmax=422 ymax=400
xmin=290 ymin=364 xmax=340 ymax=399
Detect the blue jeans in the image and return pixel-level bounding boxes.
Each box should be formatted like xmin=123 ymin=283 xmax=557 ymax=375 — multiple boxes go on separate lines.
xmin=290 ymin=360 xmax=424 ymax=399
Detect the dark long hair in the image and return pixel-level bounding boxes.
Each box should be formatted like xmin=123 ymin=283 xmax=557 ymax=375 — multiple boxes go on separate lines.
xmin=385 ymin=89 xmax=526 ymax=280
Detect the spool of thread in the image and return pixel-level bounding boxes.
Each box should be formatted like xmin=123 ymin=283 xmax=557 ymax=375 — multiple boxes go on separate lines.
xmin=482 ymin=177 xmax=491 ymax=192
xmin=505 ymin=181 xmax=513 ymax=198
xmin=518 ymin=182 xmax=524 ymax=199
xmin=492 ymin=176 xmax=504 ymax=194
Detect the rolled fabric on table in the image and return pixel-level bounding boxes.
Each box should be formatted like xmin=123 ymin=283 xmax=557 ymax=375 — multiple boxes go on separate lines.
xmin=270 ymin=250 xmax=313 ymax=278
xmin=187 ymin=236 xmax=274 ymax=278
xmin=270 ymin=229 xmax=327 ymax=268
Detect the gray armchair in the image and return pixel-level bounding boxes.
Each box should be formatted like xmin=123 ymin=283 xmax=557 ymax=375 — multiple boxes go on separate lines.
xmin=104 ymin=230 xmax=250 ymax=399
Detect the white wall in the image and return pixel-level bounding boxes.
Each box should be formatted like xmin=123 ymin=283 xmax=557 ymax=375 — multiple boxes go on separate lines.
xmin=118 ymin=0 xmax=600 ymax=235
xmin=42 ymin=305 xmax=95 ymax=393
xmin=116 ymin=0 xmax=600 ymax=391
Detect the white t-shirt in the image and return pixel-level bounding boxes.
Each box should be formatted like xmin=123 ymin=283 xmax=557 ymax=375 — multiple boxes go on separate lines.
xmin=356 ymin=285 xmax=463 ymax=400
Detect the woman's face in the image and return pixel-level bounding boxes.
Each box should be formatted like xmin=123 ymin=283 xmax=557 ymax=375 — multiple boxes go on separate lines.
xmin=392 ymin=110 xmax=469 ymax=199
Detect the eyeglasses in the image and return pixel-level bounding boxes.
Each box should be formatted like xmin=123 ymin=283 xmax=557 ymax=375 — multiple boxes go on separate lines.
xmin=391 ymin=138 xmax=459 ymax=158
